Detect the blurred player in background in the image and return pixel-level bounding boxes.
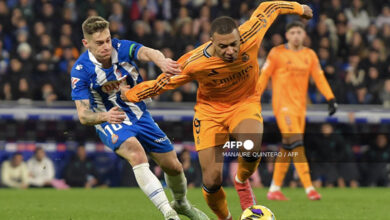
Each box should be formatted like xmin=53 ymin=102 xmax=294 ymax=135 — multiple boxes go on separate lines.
xmin=121 ymin=2 xmax=312 ymax=219
xmin=71 ymin=16 xmax=208 ymax=220
xmin=257 ymin=21 xmax=338 ymax=201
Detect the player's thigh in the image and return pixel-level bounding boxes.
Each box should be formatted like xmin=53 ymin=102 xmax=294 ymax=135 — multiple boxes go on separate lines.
xmin=115 ymin=137 xmax=148 ymax=167
xmin=193 ymin=114 xmax=229 ymax=151
xmin=136 ymin=112 xmax=174 ymax=154
xmin=150 ymin=150 xmax=182 ymax=176
xmin=229 ymin=102 xmax=263 ymax=152
xmin=198 ymin=147 xmax=224 ymax=187
xmin=275 ymin=113 xmax=304 ymax=144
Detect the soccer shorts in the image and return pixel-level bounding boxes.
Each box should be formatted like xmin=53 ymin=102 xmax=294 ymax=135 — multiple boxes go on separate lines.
xmin=96 ymin=111 xmax=173 ymax=153
xmin=193 ymin=101 xmax=263 ymax=151
xmin=275 ymin=112 xmax=306 ymax=137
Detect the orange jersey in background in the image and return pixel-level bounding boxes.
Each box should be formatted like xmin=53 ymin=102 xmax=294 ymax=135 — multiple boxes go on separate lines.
xmin=125 ymin=1 xmax=304 ymax=120
xmin=257 ymin=44 xmax=335 ymax=116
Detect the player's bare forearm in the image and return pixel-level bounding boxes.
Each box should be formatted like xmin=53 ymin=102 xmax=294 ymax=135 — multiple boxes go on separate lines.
xmin=137 ymin=47 xmax=181 ymax=75
xmin=75 ymin=100 xmax=126 ymax=125
xmin=75 ymin=100 xmax=107 ymax=125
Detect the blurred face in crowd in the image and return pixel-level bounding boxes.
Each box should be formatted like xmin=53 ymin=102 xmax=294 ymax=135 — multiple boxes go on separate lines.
xmin=35 ymin=148 xmax=46 ymax=161
xmin=82 ymin=28 xmax=112 ymax=62
xmin=211 ymin=29 xmax=240 ymax=63
xmin=286 ymin=26 xmax=306 ymax=48
xmin=77 ymin=146 xmax=87 ymax=161
xmin=376 ymin=134 xmax=388 ymax=148
xmin=12 ymin=154 xmax=23 ymax=167
xmin=321 ymin=123 xmax=333 ymax=136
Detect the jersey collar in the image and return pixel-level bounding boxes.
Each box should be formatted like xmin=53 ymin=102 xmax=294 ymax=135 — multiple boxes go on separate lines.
xmin=88 ymin=48 xmax=119 ymax=68
xmin=203 ymin=43 xmax=212 ymax=58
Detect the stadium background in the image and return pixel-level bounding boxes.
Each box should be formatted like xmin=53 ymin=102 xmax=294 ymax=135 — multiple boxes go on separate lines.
xmin=0 ymin=0 xmax=390 ymax=193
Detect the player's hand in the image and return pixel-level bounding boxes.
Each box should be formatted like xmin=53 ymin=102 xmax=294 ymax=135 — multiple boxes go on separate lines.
xmin=301 ymin=5 xmax=313 ymax=19
xmin=328 ymin=98 xmax=338 ymax=116
xmin=105 ymin=106 xmax=126 ymax=124
xmin=158 ymin=58 xmax=181 ymax=76
xmin=120 ymin=85 xmax=130 ymax=102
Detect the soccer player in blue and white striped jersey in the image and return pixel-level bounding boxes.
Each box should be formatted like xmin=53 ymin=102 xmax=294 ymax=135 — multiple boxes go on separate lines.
xmin=70 ymin=16 xmax=208 ymax=220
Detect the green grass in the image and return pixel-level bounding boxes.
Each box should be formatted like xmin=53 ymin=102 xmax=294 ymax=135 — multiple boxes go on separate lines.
xmin=0 ymin=187 xmax=388 ymax=219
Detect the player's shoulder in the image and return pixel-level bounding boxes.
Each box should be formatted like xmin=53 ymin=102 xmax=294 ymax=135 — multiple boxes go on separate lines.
xmin=267 ymin=44 xmax=285 ymax=57
xmin=180 ymin=43 xmax=209 ymax=71
xmin=303 ymin=47 xmax=316 ymax=55
xmin=273 ymin=44 xmax=287 ymax=51
xmin=112 ymin=38 xmax=143 ymax=61
xmin=71 ymin=52 xmax=92 ymax=78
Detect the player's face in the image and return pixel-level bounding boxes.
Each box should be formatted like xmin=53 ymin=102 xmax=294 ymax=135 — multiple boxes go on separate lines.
xmin=211 ymin=29 xmax=241 ymax=62
xmin=286 ymin=26 xmax=306 ymax=47
xmin=83 ymin=28 xmax=112 ymax=62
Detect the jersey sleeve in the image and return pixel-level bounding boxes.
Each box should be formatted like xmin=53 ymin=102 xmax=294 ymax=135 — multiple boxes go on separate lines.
xmin=115 ymin=38 xmax=144 ymax=62
xmin=309 ymin=50 xmax=335 ymax=101
xmin=239 ymin=1 xmax=304 ymax=47
xmin=70 ymin=64 xmax=90 ymax=101
xmin=257 ymin=48 xmax=277 ymax=96
xmin=124 ymin=53 xmax=194 ymax=103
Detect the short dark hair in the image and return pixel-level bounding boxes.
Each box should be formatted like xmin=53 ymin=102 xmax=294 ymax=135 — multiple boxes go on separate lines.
xmin=286 ymin=21 xmax=305 ymax=32
xmin=210 ymin=16 xmax=238 ymax=37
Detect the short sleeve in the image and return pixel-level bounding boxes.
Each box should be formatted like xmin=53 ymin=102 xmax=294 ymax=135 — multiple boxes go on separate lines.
xmin=114 ymin=38 xmax=144 ymax=62
xmin=70 ymin=63 xmax=90 ymax=100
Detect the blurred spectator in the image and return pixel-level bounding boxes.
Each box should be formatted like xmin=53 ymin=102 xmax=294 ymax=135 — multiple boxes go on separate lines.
xmin=41 ymin=83 xmax=58 ymax=104
xmin=16 ymin=42 xmax=33 ymax=74
xmin=16 ymin=77 xmax=32 ymax=103
xmin=27 ymin=147 xmax=55 ymax=187
xmin=366 ymin=24 xmax=379 ymax=44
xmin=130 ymin=20 xmax=152 ymax=46
xmin=311 ymin=124 xmax=342 ymax=187
xmin=364 ymin=134 xmax=390 ymax=186
xmin=0 ymin=82 xmax=13 ymax=100
xmin=150 ymin=20 xmax=172 ymax=50
xmin=181 ymin=82 xmax=197 ymax=102
xmin=1 ymin=152 xmax=29 ymax=189
xmin=380 ymin=79 xmax=390 ymax=108
xmin=0 ymin=40 xmax=9 ymax=75
xmin=323 ymin=0 xmax=343 ymax=21
xmin=344 ymin=0 xmax=370 ymax=31
xmin=179 ymin=149 xmax=201 ymax=187
xmin=64 ymin=146 xmax=98 ymax=188
xmin=171 ymin=90 xmax=183 ymax=102
xmin=375 ymin=5 xmax=390 ymax=28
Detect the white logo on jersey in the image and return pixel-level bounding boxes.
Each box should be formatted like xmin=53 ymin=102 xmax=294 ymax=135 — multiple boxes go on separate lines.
xmin=71 ymin=77 xmax=80 ymax=89
xmin=101 ymin=77 xmax=127 ymax=93
xmin=76 ymin=64 xmax=83 ymax=70
xmin=117 ymin=43 xmax=121 ymax=48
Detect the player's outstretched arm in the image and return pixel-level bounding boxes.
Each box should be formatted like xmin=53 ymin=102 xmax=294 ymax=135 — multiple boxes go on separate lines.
xmin=120 ymin=73 xmax=191 ymax=103
xmin=75 ymin=100 xmax=126 ymax=125
xmin=251 ymin=1 xmax=312 ymax=21
xmin=137 ymin=46 xmax=181 ymax=75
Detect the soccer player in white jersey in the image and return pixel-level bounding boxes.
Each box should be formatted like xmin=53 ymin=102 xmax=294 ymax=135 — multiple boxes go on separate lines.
xmin=70 ymin=16 xmax=208 ymax=220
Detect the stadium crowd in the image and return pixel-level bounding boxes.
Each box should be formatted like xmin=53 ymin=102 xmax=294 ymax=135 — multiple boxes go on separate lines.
xmin=1 ymin=0 xmax=390 ymax=105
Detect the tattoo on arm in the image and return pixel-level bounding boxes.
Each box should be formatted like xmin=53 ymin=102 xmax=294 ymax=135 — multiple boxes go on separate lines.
xmin=75 ymin=100 xmax=106 ymax=125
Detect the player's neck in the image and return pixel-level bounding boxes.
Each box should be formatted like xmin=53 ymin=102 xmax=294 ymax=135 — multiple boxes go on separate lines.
xmin=287 ymin=42 xmax=303 ymax=51
xmin=99 ymin=58 xmax=112 ymax=69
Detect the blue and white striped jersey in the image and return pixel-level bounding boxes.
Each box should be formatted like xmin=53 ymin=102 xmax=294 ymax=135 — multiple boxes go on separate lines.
xmin=71 ymin=38 xmax=150 ymax=126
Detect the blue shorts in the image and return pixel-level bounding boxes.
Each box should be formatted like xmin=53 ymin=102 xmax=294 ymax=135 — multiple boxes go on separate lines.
xmin=96 ymin=111 xmax=173 ymax=153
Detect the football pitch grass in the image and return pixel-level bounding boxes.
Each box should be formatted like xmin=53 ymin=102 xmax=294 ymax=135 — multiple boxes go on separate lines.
xmin=0 ymin=187 xmax=388 ymax=220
